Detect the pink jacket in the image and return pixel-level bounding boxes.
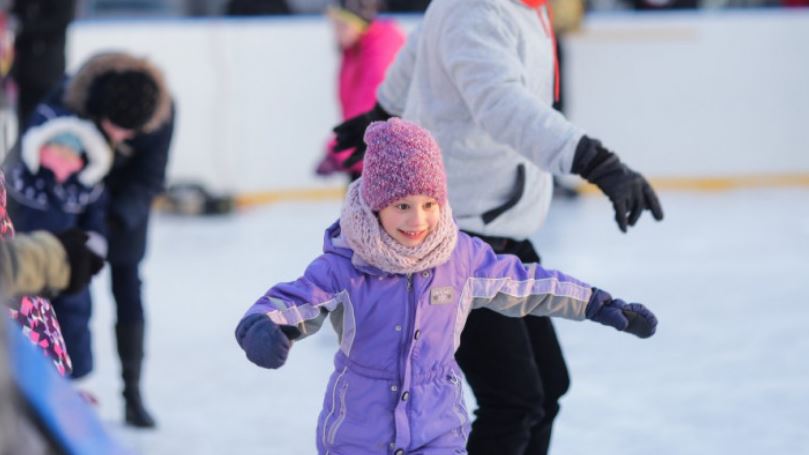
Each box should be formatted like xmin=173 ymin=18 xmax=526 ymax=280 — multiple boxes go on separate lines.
xmin=329 ymin=19 xmax=405 ymax=173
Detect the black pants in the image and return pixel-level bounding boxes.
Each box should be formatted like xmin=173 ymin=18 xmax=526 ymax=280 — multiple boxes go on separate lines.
xmin=54 ymin=263 xmax=144 ymax=379
xmin=455 ymin=233 xmax=570 ymax=455
xmin=51 ymin=287 xmax=93 ymax=378
xmin=111 ymin=263 xmax=145 ymax=324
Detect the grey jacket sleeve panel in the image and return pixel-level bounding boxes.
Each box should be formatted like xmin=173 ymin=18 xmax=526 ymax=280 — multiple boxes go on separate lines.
xmin=267 ymin=292 xmax=347 ymax=341
xmin=464 ymin=236 xmax=590 ymax=321
xmin=247 ymin=254 xmax=352 ymax=344
xmin=0 ymin=232 xmax=69 ymax=298
xmin=438 ymin=1 xmax=584 ymax=174
xmin=376 ymin=23 xmax=422 ymax=116
xmin=466 ymin=275 xmax=590 ymax=321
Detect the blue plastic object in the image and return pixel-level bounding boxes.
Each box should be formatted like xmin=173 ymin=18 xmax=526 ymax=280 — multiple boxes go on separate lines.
xmin=6 ymin=316 xmax=134 ymax=455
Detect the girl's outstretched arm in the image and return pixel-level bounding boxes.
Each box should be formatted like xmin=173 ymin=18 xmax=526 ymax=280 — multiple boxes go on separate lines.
xmin=235 ymin=254 xmax=347 ymax=369
xmin=464 ymin=234 xmax=657 ymax=338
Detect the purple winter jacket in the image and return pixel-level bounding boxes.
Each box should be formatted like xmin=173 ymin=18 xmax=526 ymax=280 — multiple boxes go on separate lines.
xmin=243 ymin=222 xmax=593 ymax=454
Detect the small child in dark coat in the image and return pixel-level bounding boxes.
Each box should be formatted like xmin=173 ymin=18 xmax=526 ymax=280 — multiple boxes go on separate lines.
xmin=5 ymin=106 xmax=111 ymax=378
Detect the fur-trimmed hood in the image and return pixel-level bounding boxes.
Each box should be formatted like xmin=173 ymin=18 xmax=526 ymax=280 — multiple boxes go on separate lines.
xmin=21 ymin=115 xmax=112 ymax=187
xmin=63 ymin=52 xmax=172 ymax=134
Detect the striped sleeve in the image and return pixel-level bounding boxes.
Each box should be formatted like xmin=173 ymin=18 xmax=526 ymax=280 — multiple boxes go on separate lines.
xmin=243 ymin=255 xmax=345 ymax=340
xmin=463 ymin=236 xmax=592 ymax=320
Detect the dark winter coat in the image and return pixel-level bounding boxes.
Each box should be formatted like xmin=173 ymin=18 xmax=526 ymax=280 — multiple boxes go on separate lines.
xmin=11 ymin=0 xmax=77 ymax=124
xmin=7 ymin=52 xmax=174 ymax=264
xmin=102 ymin=108 xmax=174 ymax=264
xmin=62 ymin=53 xmax=174 ymax=265
xmin=5 ymin=104 xmax=111 ymax=238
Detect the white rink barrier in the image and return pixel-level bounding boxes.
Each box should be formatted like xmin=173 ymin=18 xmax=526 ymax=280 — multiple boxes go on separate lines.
xmin=67 ymin=10 xmax=809 ymax=199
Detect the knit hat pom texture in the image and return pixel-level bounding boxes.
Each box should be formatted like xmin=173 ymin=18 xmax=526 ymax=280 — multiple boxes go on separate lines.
xmin=360 ymin=118 xmax=447 ymax=211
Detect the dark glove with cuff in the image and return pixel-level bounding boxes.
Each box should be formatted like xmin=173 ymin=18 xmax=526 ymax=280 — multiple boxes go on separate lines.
xmin=572 ymin=136 xmax=664 ymax=232
xmin=235 ymin=313 xmax=293 ymax=369
xmin=586 ymin=288 xmax=657 ymax=339
xmin=55 ymin=228 xmax=105 ymax=295
xmin=332 ymin=102 xmax=393 ymax=169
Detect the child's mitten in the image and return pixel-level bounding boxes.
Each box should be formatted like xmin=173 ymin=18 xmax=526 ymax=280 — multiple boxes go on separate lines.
xmin=585 ymin=288 xmax=657 ymax=338
xmin=235 ymin=313 xmax=291 ymax=369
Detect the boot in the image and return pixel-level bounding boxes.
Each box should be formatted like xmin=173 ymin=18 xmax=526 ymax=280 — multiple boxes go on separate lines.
xmin=115 ymin=323 xmax=157 ymax=428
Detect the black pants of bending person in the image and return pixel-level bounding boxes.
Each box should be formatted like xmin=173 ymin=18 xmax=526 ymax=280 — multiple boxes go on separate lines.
xmin=110 ymin=261 xmax=156 ymax=427
xmin=455 ymin=233 xmax=570 ymax=455
xmin=111 ymin=262 xmax=145 ymax=324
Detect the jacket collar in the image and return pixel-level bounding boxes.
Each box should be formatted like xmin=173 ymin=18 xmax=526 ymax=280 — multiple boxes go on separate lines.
xmin=323 ymin=221 xmax=387 ymax=277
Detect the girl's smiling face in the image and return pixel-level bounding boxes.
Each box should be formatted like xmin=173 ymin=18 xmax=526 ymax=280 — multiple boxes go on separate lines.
xmin=378 ymin=195 xmax=440 ymax=247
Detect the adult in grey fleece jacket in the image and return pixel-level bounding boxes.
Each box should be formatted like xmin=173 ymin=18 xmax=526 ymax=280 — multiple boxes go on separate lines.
xmin=346 ymin=0 xmax=663 ymax=238
xmin=377 ymin=0 xmax=583 ymax=239
xmin=333 ymin=0 xmax=664 ymax=453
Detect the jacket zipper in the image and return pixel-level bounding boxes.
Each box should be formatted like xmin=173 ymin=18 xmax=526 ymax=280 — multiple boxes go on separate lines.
xmin=322 ymin=367 xmax=347 ymax=451
xmin=448 ymin=373 xmax=468 ymax=439
xmin=398 ymin=274 xmax=414 ymax=383
xmin=327 ymin=381 xmax=349 ymax=444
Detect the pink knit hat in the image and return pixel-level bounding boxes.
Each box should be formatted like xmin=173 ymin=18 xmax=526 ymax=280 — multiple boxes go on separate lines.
xmin=360 ymin=118 xmax=447 ymax=211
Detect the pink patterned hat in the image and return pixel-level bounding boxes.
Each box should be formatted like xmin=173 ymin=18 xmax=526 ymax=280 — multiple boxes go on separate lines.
xmin=360 ymin=118 xmax=447 ymax=211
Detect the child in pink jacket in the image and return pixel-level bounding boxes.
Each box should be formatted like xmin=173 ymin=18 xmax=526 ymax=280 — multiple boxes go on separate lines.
xmin=316 ymin=0 xmax=405 ymax=180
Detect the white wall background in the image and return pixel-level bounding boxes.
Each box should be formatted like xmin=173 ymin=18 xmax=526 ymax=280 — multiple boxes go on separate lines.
xmin=67 ymin=10 xmax=809 ymax=195
xmin=565 ymin=10 xmax=809 ymax=179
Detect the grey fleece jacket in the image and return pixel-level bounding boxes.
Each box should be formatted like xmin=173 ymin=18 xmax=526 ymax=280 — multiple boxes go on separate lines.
xmin=377 ymin=0 xmax=585 ymax=240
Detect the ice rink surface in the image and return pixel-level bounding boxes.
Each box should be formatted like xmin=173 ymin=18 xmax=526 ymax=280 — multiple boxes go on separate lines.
xmin=80 ymin=188 xmax=809 ymax=454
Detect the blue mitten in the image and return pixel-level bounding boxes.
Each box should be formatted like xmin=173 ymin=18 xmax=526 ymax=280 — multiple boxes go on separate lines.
xmin=235 ymin=313 xmax=291 ymax=369
xmin=586 ymin=288 xmax=657 ymax=338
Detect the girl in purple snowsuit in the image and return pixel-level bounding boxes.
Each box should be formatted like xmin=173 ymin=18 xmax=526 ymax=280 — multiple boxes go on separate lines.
xmin=236 ymin=118 xmax=657 ymax=455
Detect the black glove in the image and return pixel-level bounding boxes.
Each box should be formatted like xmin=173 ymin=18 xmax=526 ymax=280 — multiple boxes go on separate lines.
xmin=572 ymin=136 xmax=664 ymax=232
xmin=331 ymin=102 xmax=393 ymax=169
xmin=55 ymin=229 xmax=105 ymax=295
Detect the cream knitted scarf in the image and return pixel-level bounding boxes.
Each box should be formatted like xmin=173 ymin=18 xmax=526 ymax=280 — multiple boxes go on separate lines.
xmin=339 ymin=180 xmax=458 ymax=275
